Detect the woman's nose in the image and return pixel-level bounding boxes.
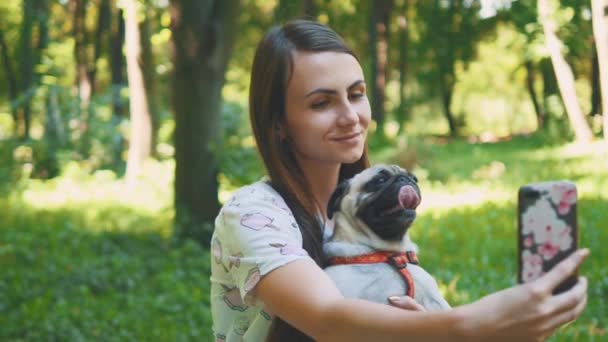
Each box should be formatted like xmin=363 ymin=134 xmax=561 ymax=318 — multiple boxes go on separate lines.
xmin=337 ymin=101 xmax=359 ymax=126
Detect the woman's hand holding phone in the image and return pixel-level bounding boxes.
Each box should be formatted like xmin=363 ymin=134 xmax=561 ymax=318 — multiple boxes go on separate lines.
xmin=457 ymin=249 xmax=588 ymax=342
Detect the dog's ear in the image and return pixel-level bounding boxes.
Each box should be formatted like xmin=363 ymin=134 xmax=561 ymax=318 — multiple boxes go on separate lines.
xmin=327 ymin=180 xmax=350 ymax=220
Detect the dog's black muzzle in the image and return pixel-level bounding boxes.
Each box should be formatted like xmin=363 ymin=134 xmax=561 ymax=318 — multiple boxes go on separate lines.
xmin=356 ymin=171 xmax=421 ymax=241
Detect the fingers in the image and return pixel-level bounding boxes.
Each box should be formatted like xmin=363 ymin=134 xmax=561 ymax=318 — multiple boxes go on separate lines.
xmin=536 ymin=249 xmax=589 ymax=293
xmin=542 ymin=287 xmax=587 ymax=333
xmin=551 ymin=277 xmax=588 ymax=315
xmin=388 ymin=296 xmax=426 ymax=311
xmin=535 ymin=277 xmax=588 ymax=336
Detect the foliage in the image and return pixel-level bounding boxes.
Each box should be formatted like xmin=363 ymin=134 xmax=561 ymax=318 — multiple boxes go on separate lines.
xmin=389 ymin=134 xmax=608 ymax=341
xmin=0 ymin=202 xmax=213 ymax=340
xmin=216 ymin=100 xmax=264 ymax=193
xmin=0 ymin=1 xmax=606 ymax=339
xmin=1 ymin=136 xmax=607 ymax=340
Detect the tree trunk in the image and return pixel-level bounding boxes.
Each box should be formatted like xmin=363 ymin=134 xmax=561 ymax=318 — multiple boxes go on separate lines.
xmin=396 ymin=1 xmax=409 ymax=133
xmin=170 ymin=0 xmax=240 ymax=245
xmin=37 ymin=0 xmax=60 ymax=178
xmin=434 ymin=0 xmax=459 ymax=137
xmin=439 ymin=73 xmax=457 ymax=136
xmin=369 ymin=0 xmax=393 ymax=133
xmin=525 ymin=60 xmax=544 ymax=129
xmin=590 ymin=47 xmax=601 ymax=117
xmin=43 ymin=85 xmax=62 ymax=178
xmin=110 ymin=7 xmax=126 ymax=171
xmin=538 ymin=0 xmax=593 ymax=142
xmin=90 ymin=0 xmax=111 ymax=93
xmin=125 ymin=0 xmax=153 ymax=182
xmin=18 ymin=0 xmax=35 ymax=140
xmin=139 ymin=6 xmax=160 ymax=158
xmin=591 ymin=0 xmax=608 ymax=141
xmin=71 ymin=0 xmax=93 ymax=152
xmin=540 ymin=58 xmax=558 ymax=126
xmin=0 ymin=29 xmax=19 ymax=131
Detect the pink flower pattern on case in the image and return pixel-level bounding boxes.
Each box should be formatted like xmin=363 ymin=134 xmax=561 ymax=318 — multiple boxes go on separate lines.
xmin=522 ymin=199 xmax=573 ymax=260
xmin=548 ymin=183 xmax=577 ymax=215
xmin=522 ymin=250 xmax=544 ymax=282
xmin=521 ymin=183 xmax=575 ymax=282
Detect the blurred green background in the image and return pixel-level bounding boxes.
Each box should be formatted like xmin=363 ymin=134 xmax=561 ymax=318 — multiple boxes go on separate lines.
xmin=0 ymin=0 xmax=607 ymax=340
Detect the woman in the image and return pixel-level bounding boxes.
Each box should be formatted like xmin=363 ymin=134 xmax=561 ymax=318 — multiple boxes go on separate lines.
xmin=210 ymin=20 xmax=588 ymax=342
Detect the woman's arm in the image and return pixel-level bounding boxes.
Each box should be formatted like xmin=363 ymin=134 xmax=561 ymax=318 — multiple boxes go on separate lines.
xmin=256 ymin=258 xmax=464 ymax=342
xmin=255 ymin=249 xmax=589 ymax=341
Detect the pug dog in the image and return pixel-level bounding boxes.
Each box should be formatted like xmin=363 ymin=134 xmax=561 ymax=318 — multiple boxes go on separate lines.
xmin=323 ymin=164 xmax=450 ymax=311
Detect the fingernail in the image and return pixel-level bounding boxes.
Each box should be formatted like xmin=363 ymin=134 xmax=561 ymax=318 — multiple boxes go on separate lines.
xmin=388 ymin=296 xmax=400 ymax=303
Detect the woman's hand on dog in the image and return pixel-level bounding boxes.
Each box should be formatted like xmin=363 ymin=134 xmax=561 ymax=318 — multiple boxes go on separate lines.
xmin=456 ymin=248 xmax=589 ymax=342
xmin=388 ymin=296 xmax=425 ymax=311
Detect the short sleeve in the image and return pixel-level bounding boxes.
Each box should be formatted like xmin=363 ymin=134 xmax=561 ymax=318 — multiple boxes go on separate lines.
xmin=213 ymin=183 xmax=312 ymax=305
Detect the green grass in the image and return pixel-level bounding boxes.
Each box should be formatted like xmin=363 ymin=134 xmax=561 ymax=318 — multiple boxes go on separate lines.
xmin=0 ymin=201 xmax=213 ymax=341
xmin=399 ymin=135 xmax=608 ymax=341
xmin=1 ymin=135 xmax=607 ymax=341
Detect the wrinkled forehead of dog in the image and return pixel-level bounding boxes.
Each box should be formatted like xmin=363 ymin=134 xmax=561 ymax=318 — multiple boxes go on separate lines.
xmin=348 ymin=164 xmax=416 ymax=191
xmin=327 ymin=164 xmax=418 ymax=219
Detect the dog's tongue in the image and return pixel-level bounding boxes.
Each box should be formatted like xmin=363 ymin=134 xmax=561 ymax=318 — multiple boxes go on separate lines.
xmin=399 ymin=185 xmax=421 ymax=209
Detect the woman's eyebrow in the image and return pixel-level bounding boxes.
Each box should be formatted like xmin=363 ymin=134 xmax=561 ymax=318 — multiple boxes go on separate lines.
xmin=304 ymin=79 xmax=365 ymax=98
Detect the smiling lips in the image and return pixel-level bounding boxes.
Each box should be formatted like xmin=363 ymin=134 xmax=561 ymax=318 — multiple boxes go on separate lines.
xmin=331 ymin=132 xmax=362 ymax=141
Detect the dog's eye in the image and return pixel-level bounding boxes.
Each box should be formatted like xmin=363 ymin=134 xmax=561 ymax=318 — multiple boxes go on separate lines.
xmin=376 ymin=176 xmax=387 ymax=184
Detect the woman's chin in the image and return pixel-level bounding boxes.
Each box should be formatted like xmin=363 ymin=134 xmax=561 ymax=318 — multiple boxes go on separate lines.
xmin=339 ymin=149 xmax=365 ymax=164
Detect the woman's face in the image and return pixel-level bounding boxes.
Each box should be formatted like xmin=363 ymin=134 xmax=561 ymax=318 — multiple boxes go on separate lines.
xmin=284 ymin=51 xmax=371 ymax=167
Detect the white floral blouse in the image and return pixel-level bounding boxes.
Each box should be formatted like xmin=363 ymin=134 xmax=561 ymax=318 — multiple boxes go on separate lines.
xmin=210 ymin=180 xmax=312 ymax=341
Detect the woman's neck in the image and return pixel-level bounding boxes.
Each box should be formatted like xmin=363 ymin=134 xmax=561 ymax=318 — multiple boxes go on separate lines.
xmin=298 ymin=159 xmax=341 ymax=222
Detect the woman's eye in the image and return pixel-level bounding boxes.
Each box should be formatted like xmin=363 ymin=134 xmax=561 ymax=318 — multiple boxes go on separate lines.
xmin=311 ymin=100 xmax=329 ymax=109
xmin=349 ymin=92 xmax=364 ymax=100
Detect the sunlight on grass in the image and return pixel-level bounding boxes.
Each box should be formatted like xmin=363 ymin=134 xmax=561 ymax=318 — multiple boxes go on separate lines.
xmin=21 ymin=160 xmax=174 ymax=214
xmin=2 ymin=136 xmax=606 ymax=341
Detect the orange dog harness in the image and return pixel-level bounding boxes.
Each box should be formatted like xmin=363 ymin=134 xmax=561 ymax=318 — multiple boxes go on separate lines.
xmin=328 ymin=251 xmax=419 ymax=298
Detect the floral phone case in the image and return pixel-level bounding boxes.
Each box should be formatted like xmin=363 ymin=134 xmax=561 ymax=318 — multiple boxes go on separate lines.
xmin=518 ymin=181 xmax=578 ymax=294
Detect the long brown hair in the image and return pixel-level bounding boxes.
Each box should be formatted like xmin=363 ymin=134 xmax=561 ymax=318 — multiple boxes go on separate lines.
xmin=249 ymin=20 xmax=370 ymax=341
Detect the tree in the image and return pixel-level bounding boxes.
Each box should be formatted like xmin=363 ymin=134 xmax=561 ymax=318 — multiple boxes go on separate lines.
xmin=416 ymin=0 xmax=487 ymax=137
xmin=17 ymin=0 xmax=35 ymax=139
xmin=538 ymin=0 xmax=593 ymax=142
xmin=170 ymin=0 xmax=240 ymax=245
xmin=0 ymin=28 xmax=19 ymax=132
xmin=273 ymin=0 xmax=317 ymax=22
xmin=369 ymin=0 xmax=393 ymax=132
xmin=591 ymin=0 xmax=608 ymax=140
xmin=395 ymin=0 xmax=411 ymax=133
xmin=90 ymin=0 xmax=111 ymax=92
xmin=124 ymin=0 xmax=154 ymax=182
xmin=110 ymin=5 xmax=127 ymax=171
xmin=70 ymin=0 xmax=93 ymax=149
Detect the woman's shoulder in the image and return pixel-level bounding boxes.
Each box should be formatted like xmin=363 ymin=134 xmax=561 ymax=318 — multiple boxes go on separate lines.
xmin=221 ymin=179 xmax=292 ymax=215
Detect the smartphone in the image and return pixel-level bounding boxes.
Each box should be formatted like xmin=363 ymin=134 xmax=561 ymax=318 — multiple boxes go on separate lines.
xmin=517 ymin=181 xmax=578 ymax=294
